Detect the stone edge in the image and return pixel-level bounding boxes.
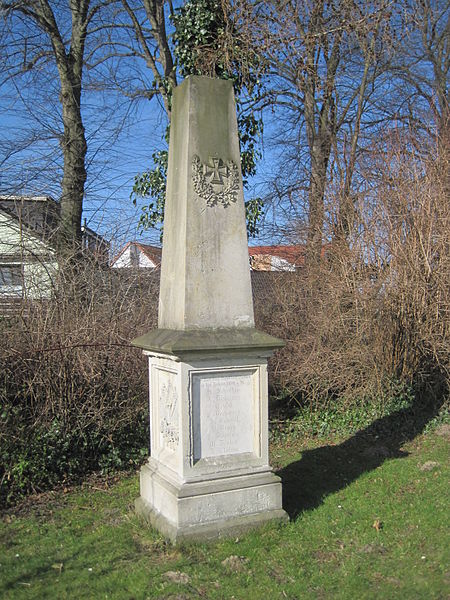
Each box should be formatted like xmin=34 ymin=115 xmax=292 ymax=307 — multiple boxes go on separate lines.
xmin=135 ymin=497 xmax=289 ymax=543
xmin=142 ymin=461 xmax=283 ymax=497
xmin=131 ymin=327 xmax=285 ymax=355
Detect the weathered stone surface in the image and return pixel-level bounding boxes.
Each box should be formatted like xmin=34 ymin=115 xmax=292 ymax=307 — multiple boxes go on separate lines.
xmin=133 ymin=76 xmax=287 ymax=542
xmin=191 ymin=370 xmax=254 ymax=459
xmin=132 ymin=327 xmax=284 ymax=355
xmin=143 ymin=352 xmax=273 ymax=481
xmin=136 ymin=351 xmax=288 ymax=541
xmin=135 ymin=465 xmax=288 ymax=543
xmin=158 ymin=76 xmax=254 ymax=331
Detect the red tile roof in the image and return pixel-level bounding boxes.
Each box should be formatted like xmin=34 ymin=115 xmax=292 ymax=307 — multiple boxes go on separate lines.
xmin=136 ymin=243 xmax=162 ymax=266
xmin=248 ymin=245 xmax=307 ymax=267
xmin=113 ymin=243 xmax=327 ymax=270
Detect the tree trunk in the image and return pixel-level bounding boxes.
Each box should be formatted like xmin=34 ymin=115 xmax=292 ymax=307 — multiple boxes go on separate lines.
xmin=307 ymin=138 xmax=329 ymax=267
xmin=302 ymin=2 xmax=340 ymax=268
xmin=59 ymin=84 xmax=87 ymax=253
xmin=24 ymin=0 xmax=91 ymax=255
xmin=334 ymin=38 xmax=374 ymax=248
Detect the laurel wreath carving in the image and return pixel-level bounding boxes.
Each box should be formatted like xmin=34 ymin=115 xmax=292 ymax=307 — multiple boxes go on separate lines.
xmin=192 ymin=155 xmax=239 ymax=207
xmin=160 ymin=380 xmax=179 ymax=450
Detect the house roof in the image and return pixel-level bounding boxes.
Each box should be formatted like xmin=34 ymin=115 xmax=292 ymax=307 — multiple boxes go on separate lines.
xmin=0 ymin=195 xmax=59 ymax=242
xmin=248 ymin=245 xmax=307 ymax=267
xmin=111 ymin=241 xmax=162 ymax=267
xmin=0 ymin=204 xmax=57 ymax=257
xmin=0 ymin=195 xmax=108 ymax=251
xmin=112 ymin=242 xmax=328 ymax=270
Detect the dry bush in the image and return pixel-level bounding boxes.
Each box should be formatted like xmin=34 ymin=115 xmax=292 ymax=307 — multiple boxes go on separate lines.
xmin=365 ymin=134 xmax=449 ymax=387
xmin=255 ymin=133 xmax=449 ymax=409
xmin=255 ymin=269 xmax=389 ymax=407
xmin=0 ymin=259 xmax=159 ymax=504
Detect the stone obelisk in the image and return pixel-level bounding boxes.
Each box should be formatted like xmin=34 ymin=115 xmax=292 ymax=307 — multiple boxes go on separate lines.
xmin=133 ymin=76 xmax=287 ymax=541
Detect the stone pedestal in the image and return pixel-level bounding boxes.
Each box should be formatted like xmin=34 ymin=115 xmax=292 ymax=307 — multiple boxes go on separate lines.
xmin=133 ymin=330 xmax=287 ymax=542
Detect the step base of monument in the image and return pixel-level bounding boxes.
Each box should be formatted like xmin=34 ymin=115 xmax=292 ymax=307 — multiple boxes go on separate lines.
xmin=135 ymin=462 xmax=288 ymax=542
xmin=135 ymin=497 xmax=288 ymax=543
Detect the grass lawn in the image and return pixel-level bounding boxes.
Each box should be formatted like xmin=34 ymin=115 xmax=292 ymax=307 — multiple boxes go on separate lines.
xmin=1 ymin=426 xmax=448 ymax=599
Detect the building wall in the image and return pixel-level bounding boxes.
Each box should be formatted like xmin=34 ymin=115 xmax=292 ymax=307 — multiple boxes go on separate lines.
xmin=271 ymin=256 xmax=295 ymax=271
xmin=0 ymin=211 xmax=57 ymax=300
xmin=250 ymin=253 xmax=295 ymax=272
xmin=112 ymin=245 xmax=157 ymax=268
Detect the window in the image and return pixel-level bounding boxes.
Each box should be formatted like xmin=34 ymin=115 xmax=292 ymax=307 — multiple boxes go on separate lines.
xmin=0 ymin=264 xmax=23 ymax=295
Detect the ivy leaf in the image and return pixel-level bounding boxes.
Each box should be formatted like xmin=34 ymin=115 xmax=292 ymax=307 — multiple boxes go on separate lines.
xmin=132 ymin=0 xmax=265 ymax=238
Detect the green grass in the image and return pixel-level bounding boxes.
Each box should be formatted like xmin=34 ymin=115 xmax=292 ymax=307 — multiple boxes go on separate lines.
xmin=1 ymin=429 xmax=448 ymax=599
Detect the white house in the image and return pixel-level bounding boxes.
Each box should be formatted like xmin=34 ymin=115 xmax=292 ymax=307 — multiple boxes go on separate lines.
xmin=0 ymin=195 xmax=109 ymax=305
xmin=248 ymin=245 xmax=307 ymax=271
xmin=111 ymin=241 xmax=162 ymax=269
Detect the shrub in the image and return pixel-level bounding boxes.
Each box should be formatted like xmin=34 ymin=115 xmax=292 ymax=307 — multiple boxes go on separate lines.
xmin=0 ymin=261 xmax=158 ymax=506
xmin=1 ymin=135 xmax=447 ymax=506
xmin=254 ymin=133 xmax=449 ymax=412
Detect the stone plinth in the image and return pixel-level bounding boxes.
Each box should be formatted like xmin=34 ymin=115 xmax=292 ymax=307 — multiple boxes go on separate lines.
xmin=134 ymin=339 xmax=287 ymax=542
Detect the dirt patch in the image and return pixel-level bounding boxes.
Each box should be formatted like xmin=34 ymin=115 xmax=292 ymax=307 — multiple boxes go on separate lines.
xmin=435 ymin=424 xmax=450 ymax=439
xmin=419 ymin=461 xmax=440 ymax=472
xmin=360 ymin=543 xmax=387 ymax=555
xmin=312 ymin=550 xmax=337 ymax=562
xmin=164 ymin=571 xmax=191 ymax=585
xmin=221 ymin=555 xmax=250 ymax=572
xmin=1 ymin=471 xmax=130 ymax=520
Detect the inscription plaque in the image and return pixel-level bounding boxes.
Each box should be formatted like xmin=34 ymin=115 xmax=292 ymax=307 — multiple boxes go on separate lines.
xmin=192 ymin=371 xmax=255 ymax=459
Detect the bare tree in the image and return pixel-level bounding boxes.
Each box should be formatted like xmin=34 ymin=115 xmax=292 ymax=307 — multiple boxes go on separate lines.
xmin=236 ymin=0 xmax=396 ymax=263
xmin=116 ymin=0 xmax=265 ymax=235
xmin=391 ymin=0 xmax=449 ymax=149
xmin=1 ymin=0 xmax=114 ymax=252
xmin=117 ymin=0 xmax=176 ymax=118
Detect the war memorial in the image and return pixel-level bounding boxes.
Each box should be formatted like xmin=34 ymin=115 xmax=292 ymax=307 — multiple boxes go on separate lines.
xmin=133 ymin=76 xmax=288 ymax=542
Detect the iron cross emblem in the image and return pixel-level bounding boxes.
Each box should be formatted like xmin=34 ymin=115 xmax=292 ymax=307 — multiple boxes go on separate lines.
xmin=204 ymin=157 xmax=228 ymax=185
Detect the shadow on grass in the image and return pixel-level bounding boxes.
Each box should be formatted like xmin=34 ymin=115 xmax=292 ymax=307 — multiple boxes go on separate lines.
xmin=277 ymin=389 xmax=447 ymax=519
xmin=1 ymin=555 xmax=76 ymax=594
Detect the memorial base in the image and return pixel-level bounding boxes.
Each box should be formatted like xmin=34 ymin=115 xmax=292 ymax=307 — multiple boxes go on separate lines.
xmin=132 ymin=329 xmax=288 ymax=542
xmin=135 ymin=459 xmax=287 ymax=542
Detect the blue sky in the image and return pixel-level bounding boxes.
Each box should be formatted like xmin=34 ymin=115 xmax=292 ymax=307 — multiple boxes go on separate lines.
xmin=0 ymin=75 xmax=283 ymax=253
xmin=0 ymin=0 xmax=288 ymax=253
xmin=2 ymin=1 xmax=444 ymax=254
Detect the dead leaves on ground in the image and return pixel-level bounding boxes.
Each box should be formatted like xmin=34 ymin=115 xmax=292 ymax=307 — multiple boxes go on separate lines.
xmin=372 ymin=519 xmax=383 ymax=533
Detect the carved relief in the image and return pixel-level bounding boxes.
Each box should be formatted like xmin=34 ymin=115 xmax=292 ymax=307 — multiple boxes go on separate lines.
xmin=159 ymin=374 xmax=179 ymax=451
xmin=192 ymin=155 xmax=239 ymax=208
